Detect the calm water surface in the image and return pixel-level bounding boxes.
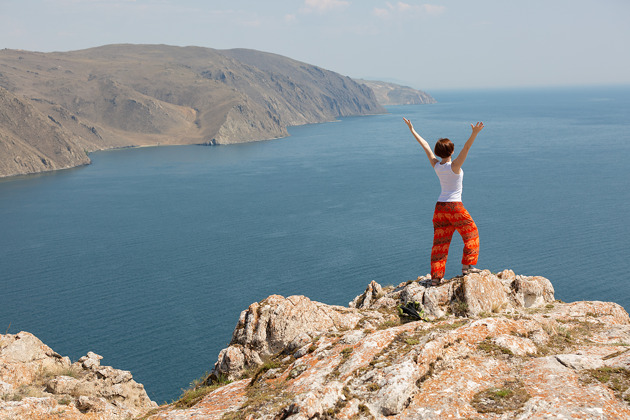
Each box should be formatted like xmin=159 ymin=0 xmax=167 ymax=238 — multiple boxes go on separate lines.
xmin=1 ymin=86 xmax=629 ymax=402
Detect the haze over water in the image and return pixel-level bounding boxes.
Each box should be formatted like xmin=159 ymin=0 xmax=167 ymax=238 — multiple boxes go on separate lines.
xmin=1 ymin=86 xmax=629 ymax=402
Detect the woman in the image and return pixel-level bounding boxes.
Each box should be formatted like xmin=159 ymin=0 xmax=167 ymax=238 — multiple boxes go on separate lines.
xmin=403 ymin=118 xmax=484 ymax=285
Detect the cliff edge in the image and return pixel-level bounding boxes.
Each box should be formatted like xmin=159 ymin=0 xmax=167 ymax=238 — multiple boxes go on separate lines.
xmin=4 ymin=270 xmax=630 ymax=419
xmin=150 ymin=270 xmax=630 ymax=419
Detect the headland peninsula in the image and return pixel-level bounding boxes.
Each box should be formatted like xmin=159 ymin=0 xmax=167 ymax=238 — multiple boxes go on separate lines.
xmin=0 ymin=44 xmax=434 ymax=178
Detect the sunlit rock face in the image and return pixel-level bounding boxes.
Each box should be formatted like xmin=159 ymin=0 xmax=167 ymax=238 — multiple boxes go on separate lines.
xmin=0 ymin=331 xmax=157 ymax=419
xmin=147 ymin=270 xmax=630 ymax=419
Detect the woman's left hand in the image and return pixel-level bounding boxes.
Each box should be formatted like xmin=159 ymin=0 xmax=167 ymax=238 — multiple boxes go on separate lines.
xmin=471 ymin=122 xmax=484 ymax=134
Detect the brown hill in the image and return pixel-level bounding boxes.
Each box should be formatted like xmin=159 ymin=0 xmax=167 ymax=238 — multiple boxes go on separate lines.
xmin=0 ymin=44 xmax=386 ymax=177
xmin=0 ymin=86 xmax=90 ymax=176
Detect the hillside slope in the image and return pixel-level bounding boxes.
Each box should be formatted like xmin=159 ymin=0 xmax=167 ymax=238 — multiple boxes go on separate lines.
xmin=0 ymin=86 xmax=90 ymax=176
xmin=0 ymin=44 xmax=386 ymax=177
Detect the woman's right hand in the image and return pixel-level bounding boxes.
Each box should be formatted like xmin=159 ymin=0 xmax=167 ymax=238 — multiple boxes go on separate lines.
xmin=403 ymin=117 xmax=413 ymax=130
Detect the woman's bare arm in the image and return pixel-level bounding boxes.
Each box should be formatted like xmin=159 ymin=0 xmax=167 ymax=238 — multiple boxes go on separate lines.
xmin=403 ymin=118 xmax=439 ymax=167
xmin=451 ymin=122 xmax=484 ymax=173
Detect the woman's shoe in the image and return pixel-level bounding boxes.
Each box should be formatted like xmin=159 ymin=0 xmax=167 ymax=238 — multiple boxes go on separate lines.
xmin=462 ymin=266 xmax=482 ymax=276
xmin=429 ymin=277 xmax=443 ymax=286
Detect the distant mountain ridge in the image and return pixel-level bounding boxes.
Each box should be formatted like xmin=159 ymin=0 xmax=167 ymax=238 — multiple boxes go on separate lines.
xmin=356 ymin=79 xmax=436 ymax=106
xmin=0 ymin=44 xmax=432 ymax=178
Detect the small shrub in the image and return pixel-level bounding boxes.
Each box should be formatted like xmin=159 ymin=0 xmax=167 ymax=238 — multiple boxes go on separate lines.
xmin=341 ymin=347 xmax=354 ymax=359
xmin=477 ymin=338 xmax=513 ymax=356
xmin=249 ymin=361 xmax=280 ymax=386
xmin=366 ymin=383 xmax=380 ymax=392
xmin=471 ymin=381 xmax=530 ymax=413
xmin=173 ymin=372 xmax=232 ymax=409
xmin=405 ymin=338 xmax=420 ymax=346
xmin=377 ymin=319 xmax=400 ymax=330
xmin=438 ymin=320 xmax=468 ymax=330
xmin=174 ymin=385 xmax=216 ymax=408
xmin=358 ymin=403 xmax=371 ymax=413
xmin=222 ymin=381 xmax=293 ymax=420
xmin=2 ymin=385 xmax=45 ymax=402
xmin=452 ymin=300 xmax=469 ymax=316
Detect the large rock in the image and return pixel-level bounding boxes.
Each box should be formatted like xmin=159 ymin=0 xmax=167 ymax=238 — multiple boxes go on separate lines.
xmin=0 ymin=331 xmax=156 ymax=419
xmin=211 ymin=294 xmax=394 ymax=380
xmin=379 ymin=269 xmax=555 ymax=319
xmin=150 ymin=270 xmax=630 ymax=419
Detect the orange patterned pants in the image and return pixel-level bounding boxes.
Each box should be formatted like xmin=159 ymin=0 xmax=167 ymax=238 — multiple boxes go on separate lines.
xmin=431 ymin=202 xmax=479 ymax=279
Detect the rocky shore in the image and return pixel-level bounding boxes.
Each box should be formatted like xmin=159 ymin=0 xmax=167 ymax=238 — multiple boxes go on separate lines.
xmin=3 ymin=270 xmax=630 ymax=419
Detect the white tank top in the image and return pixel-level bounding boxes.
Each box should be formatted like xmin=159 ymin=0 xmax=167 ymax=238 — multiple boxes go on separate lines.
xmin=434 ymin=161 xmax=463 ymax=202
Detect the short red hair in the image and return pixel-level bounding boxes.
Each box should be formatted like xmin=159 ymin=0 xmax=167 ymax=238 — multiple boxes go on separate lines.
xmin=434 ymin=138 xmax=454 ymax=159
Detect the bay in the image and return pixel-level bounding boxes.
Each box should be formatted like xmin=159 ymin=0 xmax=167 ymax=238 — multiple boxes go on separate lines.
xmin=1 ymin=85 xmax=629 ymax=402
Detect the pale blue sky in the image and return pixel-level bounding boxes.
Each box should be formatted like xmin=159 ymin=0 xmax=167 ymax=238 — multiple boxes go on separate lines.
xmin=1 ymin=0 xmax=629 ymax=90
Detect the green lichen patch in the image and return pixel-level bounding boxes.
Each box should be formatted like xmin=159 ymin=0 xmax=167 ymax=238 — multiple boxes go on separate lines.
xmin=536 ymin=319 xmax=605 ymax=356
xmin=341 ymin=347 xmax=354 ymax=359
xmin=584 ymin=367 xmax=630 ymax=402
xmin=376 ymin=318 xmax=401 ymax=330
xmin=471 ymin=380 xmax=530 ymax=413
xmin=477 ymin=338 xmax=514 ymax=357
xmin=221 ymin=381 xmax=293 ymax=420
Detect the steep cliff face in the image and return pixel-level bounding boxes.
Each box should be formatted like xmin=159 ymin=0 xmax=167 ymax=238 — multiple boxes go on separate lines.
xmin=0 ymin=86 xmax=90 ymax=177
xmin=355 ymin=79 xmax=436 ymax=106
xmin=148 ymin=270 xmax=630 ymax=419
xmin=0 ymin=44 xmax=387 ymax=177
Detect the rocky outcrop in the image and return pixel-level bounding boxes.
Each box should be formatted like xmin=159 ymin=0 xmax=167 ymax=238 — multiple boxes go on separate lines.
xmin=350 ymin=270 xmax=556 ymax=320
xmin=0 ymin=44 xmax=386 ymax=177
xmin=211 ymin=294 xmax=397 ymax=381
xmin=0 ymin=331 xmax=156 ymax=419
xmin=149 ymin=270 xmax=630 ymax=419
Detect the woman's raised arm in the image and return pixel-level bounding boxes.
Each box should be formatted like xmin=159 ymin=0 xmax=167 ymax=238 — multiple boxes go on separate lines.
xmin=404 ymin=118 xmax=439 ymax=167
xmin=451 ymin=122 xmax=484 ymax=173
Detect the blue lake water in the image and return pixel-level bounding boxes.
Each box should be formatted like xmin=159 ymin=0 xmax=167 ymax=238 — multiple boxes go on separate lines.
xmin=1 ymin=85 xmax=629 ymax=402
